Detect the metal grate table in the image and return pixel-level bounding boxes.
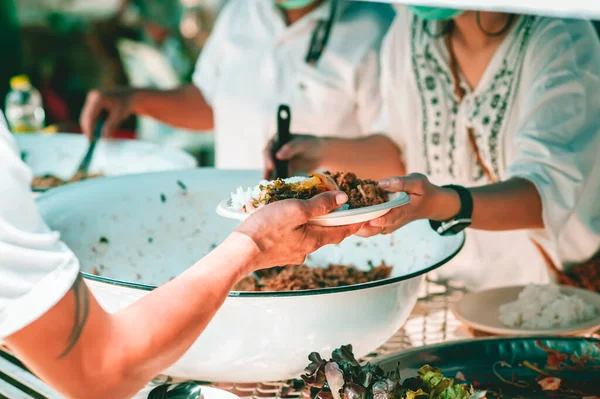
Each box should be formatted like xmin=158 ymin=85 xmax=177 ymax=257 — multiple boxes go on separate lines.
xmin=0 ymin=278 xmax=467 ymax=399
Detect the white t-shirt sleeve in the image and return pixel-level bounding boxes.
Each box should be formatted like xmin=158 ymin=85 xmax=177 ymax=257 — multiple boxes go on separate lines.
xmin=354 ymin=6 xmax=395 ymax=135
xmin=369 ymin=8 xmax=410 ymax=149
xmin=369 ymin=37 xmax=391 ymax=135
xmin=355 ymin=50 xmax=383 ymax=135
xmin=505 ymin=19 xmax=600 ymax=266
xmin=191 ymin=0 xmax=237 ymax=106
xmin=0 ymin=125 xmax=79 ymax=339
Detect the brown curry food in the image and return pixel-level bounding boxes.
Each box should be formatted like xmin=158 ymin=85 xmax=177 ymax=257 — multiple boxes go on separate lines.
xmin=234 ymin=262 xmax=392 ymax=292
xmin=31 ymin=172 xmax=103 ymax=190
xmin=324 ymin=171 xmax=388 ymax=209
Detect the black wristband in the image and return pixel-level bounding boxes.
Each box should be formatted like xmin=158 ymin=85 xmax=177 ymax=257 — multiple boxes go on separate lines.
xmin=429 ymin=185 xmax=473 ymax=236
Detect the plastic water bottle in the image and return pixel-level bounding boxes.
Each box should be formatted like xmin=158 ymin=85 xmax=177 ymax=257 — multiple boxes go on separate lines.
xmin=4 ymin=75 xmax=45 ymax=133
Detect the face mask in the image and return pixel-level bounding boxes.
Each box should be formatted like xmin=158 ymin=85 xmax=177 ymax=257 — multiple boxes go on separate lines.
xmin=276 ymin=0 xmax=319 ymax=10
xmin=407 ymin=6 xmax=464 ymax=21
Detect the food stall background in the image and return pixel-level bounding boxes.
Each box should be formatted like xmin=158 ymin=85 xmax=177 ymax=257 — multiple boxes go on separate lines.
xmin=4 ymin=0 xmax=600 ymax=167
xmin=3 ymin=0 xmax=229 ymax=166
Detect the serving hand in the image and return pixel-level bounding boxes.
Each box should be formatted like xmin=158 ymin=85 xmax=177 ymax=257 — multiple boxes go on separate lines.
xmin=356 ymin=174 xmax=460 ymax=237
xmin=263 ymin=134 xmax=328 ymax=179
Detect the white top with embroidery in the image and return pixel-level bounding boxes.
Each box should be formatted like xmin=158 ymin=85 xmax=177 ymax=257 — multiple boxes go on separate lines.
xmin=378 ymin=7 xmax=600 ymax=289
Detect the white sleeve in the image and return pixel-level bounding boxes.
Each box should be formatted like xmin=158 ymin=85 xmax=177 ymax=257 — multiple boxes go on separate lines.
xmin=355 ymin=50 xmax=384 ymax=135
xmin=369 ymin=11 xmax=408 ymax=148
xmin=353 ymin=4 xmax=395 ymax=135
xmin=0 ymin=125 xmax=79 ymax=339
xmin=369 ymin=35 xmax=391 ymax=135
xmin=191 ymin=0 xmax=237 ymax=106
xmin=505 ymin=19 xmax=600 ymax=266
xmin=357 ymin=6 xmax=396 ymax=135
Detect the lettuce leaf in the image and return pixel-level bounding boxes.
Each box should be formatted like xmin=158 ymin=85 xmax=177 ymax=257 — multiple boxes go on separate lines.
xmin=301 ymin=345 xmax=481 ymax=399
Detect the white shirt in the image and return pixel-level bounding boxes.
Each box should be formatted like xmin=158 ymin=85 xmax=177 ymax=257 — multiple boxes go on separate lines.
xmin=0 ymin=123 xmax=79 ymax=339
xmin=378 ymin=8 xmax=600 ymax=290
xmin=193 ymin=0 xmax=395 ymax=169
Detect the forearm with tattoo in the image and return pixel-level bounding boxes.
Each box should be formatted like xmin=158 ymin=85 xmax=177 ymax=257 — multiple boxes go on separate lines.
xmin=58 ymin=273 xmax=90 ymax=358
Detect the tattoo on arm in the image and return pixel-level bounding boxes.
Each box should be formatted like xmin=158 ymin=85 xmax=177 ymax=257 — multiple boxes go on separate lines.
xmin=58 ymin=273 xmax=90 ymax=358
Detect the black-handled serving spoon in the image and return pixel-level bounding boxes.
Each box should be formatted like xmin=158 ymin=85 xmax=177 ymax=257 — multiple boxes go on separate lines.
xmin=271 ymin=104 xmax=291 ymax=179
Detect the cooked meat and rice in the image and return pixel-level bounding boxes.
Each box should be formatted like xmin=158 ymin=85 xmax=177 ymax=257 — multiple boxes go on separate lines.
xmin=234 ymin=262 xmax=392 ymax=292
xmin=230 ymin=171 xmax=389 ymax=213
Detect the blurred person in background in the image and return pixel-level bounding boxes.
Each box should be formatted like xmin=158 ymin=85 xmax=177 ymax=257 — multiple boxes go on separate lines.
xmin=118 ymin=0 xmax=194 ymax=77
xmin=80 ymin=0 xmax=395 ymax=171
xmin=270 ymin=6 xmax=600 ymax=290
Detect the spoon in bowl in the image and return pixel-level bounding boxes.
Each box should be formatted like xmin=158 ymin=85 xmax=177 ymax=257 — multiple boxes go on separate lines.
xmin=74 ymin=112 xmax=106 ymax=180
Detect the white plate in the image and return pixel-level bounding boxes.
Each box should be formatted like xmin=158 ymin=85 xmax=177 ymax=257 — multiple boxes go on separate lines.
xmin=216 ymin=191 xmax=411 ymax=226
xmin=451 ymin=285 xmax=600 ymax=336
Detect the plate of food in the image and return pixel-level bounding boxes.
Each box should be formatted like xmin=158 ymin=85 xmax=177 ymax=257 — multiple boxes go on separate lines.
xmin=304 ymin=337 xmax=600 ymax=399
xmin=451 ymin=284 xmax=600 ymax=337
xmin=216 ymin=171 xmax=410 ymax=226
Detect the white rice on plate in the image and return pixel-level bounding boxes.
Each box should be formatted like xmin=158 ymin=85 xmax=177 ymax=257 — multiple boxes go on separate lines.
xmin=498 ymin=284 xmax=597 ymax=329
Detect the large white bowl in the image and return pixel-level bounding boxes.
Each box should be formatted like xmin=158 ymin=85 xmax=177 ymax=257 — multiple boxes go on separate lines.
xmin=36 ymin=169 xmax=464 ymax=383
xmin=15 ymin=133 xmax=197 ymax=188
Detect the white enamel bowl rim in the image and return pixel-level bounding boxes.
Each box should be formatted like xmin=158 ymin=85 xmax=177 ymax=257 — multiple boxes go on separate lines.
xmin=451 ymin=284 xmax=600 ymax=336
xmin=216 ymin=191 xmax=411 ymax=227
xmin=37 ymin=172 xmax=463 ymax=298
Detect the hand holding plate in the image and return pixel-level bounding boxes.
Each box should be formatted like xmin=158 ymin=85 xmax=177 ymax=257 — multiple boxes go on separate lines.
xmin=234 ymin=191 xmax=363 ymax=272
xmin=356 ymin=173 xmax=460 ymax=237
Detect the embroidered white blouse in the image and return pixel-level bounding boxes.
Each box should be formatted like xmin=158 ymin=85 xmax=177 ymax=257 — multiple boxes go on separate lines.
xmin=378 ymin=7 xmax=600 ymax=289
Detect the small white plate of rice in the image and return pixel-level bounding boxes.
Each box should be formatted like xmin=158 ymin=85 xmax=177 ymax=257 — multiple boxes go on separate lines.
xmin=451 ymin=284 xmax=600 ymax=336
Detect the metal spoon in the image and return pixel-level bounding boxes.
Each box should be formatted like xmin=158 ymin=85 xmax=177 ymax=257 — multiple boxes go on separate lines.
xmin=75 ymin=112 xmax=106 ymax=178
xmin=147 ymin=382 xmax=202 ymax=399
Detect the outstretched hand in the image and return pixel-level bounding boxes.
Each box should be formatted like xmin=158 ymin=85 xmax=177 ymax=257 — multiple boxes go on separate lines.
xmin=235 ymin=191 xmax=364 ymax=270
xmin=357 ymin=173 xmax=459 ymax=237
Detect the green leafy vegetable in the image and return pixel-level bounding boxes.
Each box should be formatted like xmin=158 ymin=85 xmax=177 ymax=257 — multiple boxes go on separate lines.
xmin=301 ymin=345 xmax=483 ymax=399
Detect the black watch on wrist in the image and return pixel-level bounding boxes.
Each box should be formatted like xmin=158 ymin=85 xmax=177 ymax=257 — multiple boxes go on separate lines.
xmin=429 ymin=185 xmax=473 ymax=236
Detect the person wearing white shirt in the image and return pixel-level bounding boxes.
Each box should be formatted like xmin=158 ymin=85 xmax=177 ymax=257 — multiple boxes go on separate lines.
xmin=80 ymin=0 xmax=394 ymax=170
xmin=0 ymin=119 xmax=360 ymax=398
xmin=271 ymin=7 xmax=600 ymax=290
